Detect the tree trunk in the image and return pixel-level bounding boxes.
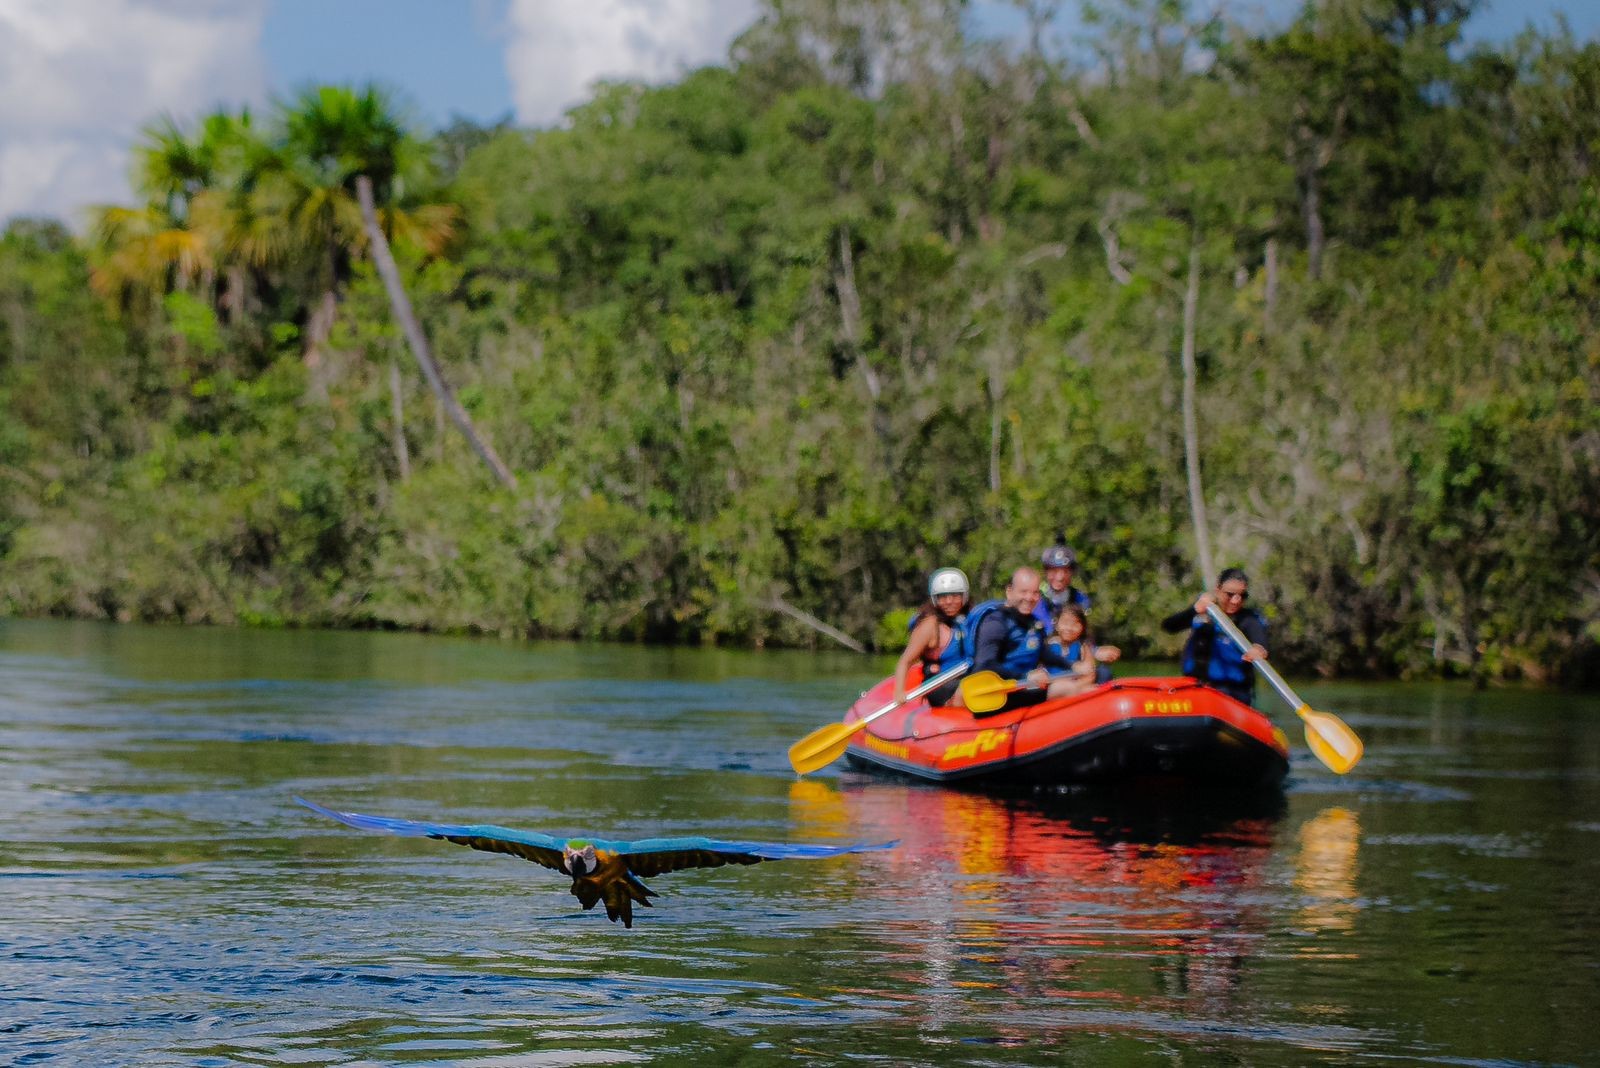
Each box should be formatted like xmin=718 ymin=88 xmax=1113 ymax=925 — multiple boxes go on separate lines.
xmin=834 ymin=228 xmax=878 ymax=399
xmin=222 ymin=265 xmax=246 ymax=326
xmin=1264 ymin=236 xmax=1279 ymax=332
xmin=433 ymin=393 xmax=445 ymax=461
xmin=1301 ymin=168 xmax=1326 ymax=282
xmin=389 ymin=356 xmax=410 ymax=481
xmin=1098 ymin=214 xmax=1134 ymax=286
xmin=1180 ymin=236 xmax=1215 ymax=586
xmin=769 ymin=595 xmax=865 ymax=653
xmin=833 ymin=226 xmax=893 ymax=468
xmin=356 ymin=175 xmax=516 ymax=490
xmin=987 ymin=353 xmax=1004 ymax=494
xmin=302 ymin=287 xmax=338 ymax=399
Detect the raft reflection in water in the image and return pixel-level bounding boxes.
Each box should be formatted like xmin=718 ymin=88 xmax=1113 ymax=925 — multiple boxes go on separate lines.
xmin=789 ymin=779 xmax=1362 ymax=1039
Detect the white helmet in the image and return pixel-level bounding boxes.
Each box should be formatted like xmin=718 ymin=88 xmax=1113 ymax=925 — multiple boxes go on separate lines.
xmin=928 ymin=567 xmax=969 ymax=597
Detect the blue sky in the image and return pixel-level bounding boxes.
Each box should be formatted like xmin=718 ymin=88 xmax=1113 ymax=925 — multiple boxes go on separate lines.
xmin=259 ymin=0 xmax=1600 ymax=127
xmin=262 ymin=0 xmax=516 ymax=128
xmin=2 ymin=0 xmax=1596 ymax=226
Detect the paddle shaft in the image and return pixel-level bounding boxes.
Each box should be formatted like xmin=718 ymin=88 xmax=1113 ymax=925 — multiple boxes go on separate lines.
xmin=866 ymin=661 xmax=970 ymax=727
xmin=1206 ymin=603 xmax=1365 ymax=774
xmin=1204 ymin=604 xmax=1298 ymax=707
xmin=786 ymin=662 xmax=971 ymax=774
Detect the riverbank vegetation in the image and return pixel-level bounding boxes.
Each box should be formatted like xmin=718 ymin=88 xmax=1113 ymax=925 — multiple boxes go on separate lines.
xmin=1 ymin=0 xmax=1596 ymax=683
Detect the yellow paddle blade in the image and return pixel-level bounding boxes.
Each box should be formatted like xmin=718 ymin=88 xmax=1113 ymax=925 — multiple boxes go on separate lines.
xmin=1296 ymin=704 xmax=1364 ymax=774
xmin=787 ymin=719 xmax=868 ymax=775
xmin=960 ymin=671 xmax=1017 ymax=714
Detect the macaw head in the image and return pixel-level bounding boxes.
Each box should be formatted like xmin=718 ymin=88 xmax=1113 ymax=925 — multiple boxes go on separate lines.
xmin=562 ymin=841 xmax=599 ymax=876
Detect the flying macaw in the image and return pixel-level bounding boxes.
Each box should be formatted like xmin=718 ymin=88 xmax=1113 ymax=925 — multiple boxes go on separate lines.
xmin=296 ymin=797 xmax=896 ymax=928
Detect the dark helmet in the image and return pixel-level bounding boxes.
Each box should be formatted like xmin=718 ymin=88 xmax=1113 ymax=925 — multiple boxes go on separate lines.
xmin=1041 ymin=543 xmax=1077 ymax=569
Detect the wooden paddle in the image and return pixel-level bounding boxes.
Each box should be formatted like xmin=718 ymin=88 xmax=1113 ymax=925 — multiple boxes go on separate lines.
xmin=787 ymin=662 xmax=970 ymax=775
xmin=1205 ymin=604 xmax=1363 ymax=774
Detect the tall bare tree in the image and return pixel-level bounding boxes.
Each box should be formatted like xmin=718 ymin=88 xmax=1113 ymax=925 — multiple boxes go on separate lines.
xmin=355 ymin=176 xmax=516 ymax=489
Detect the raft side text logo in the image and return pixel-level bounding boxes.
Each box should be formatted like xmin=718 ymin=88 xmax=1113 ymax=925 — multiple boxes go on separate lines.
xmin=859 ymin=734 xmax=911 ymax=760
xmin=940 ymin=728 xmax=1010 ymax=763
xmin=1143 ymin=699 xmax=1194 ymax=715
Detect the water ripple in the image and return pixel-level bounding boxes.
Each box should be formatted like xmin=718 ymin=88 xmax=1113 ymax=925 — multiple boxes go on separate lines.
xmin=4 ymin=620 xmax=1599 ymax=1065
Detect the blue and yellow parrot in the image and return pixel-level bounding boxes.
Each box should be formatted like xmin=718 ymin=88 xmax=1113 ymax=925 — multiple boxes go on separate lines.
xmin=296 ymin=797 xmax=895 ymax=928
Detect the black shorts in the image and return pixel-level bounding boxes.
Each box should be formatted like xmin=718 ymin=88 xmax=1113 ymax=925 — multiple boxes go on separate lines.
xmin=970 ymin=686 xmax=1049 ymax=717
xmin=1213 ymin=682 xmax=1256 ymax=707
xmin=925 ymin=679 xmax=961 ymax=707
xmin=1002 ymin=687 xmax=1049 ymax=711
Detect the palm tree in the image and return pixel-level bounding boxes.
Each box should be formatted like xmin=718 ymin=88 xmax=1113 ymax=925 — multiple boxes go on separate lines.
xmin=254 ymin=85 xmax=457 ymax=374
xmin=88 ymin=109 xmax=267 ymax=317
xmin=91 ymin=88 xmax=456 ymax=348
xmin=87 ymin=203 xmax=212 ymax=309
xmin=252 ymin=85 xmax=493 ymax=477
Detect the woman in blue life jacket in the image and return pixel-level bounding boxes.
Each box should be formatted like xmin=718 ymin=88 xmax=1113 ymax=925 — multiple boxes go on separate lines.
xmin=1040 ymin=604 xmax=1121 ymax=698
xmin=893 ymin=567 xmax=971 ymax=707
xmin=1160 ymin=568 xmax=1270 ymax=706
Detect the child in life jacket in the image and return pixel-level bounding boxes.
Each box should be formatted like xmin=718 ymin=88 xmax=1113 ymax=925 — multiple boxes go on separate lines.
xmin=1041 ymin=604 xmax=1120 ymax=698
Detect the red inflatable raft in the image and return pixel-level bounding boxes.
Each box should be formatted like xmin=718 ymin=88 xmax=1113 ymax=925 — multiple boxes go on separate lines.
xmin=842 ymin=668 xmax=1291 ymax=790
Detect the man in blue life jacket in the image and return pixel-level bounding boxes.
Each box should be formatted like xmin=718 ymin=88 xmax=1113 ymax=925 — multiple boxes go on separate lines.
xmin=963 ymin=567 xmax=1052 ymax=714
xmin=1160 ymin=567 xmax=1270 ymax=706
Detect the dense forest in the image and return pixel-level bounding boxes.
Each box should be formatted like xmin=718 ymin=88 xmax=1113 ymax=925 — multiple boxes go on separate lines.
xmin=1 ymin=0 xmax=1596 ymax=683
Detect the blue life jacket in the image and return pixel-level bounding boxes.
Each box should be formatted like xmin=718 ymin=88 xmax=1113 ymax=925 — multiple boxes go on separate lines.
xmin=919 ymin=612 xmax=970 ymax=675
xmin=1033 ymin=585 xmax=1090 ymax=628
xmin=1183 ymin=610 xmax=1265 ymax=691
xmin=966 ymin=600 xmax=1046 ymax=679
xmin=1040 ymin=637 xmax=1085 ymax=677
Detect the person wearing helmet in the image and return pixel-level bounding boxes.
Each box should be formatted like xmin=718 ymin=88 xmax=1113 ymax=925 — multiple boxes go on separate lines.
xmin=1034 ymin=539 xmax=1091 ymax=630
xmin=893 ymin=567 xmax=972 ymax=707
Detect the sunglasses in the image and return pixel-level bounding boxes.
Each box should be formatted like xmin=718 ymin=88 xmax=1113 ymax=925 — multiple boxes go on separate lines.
xmin=1219 ymin=589 xmax=1249 ymax=601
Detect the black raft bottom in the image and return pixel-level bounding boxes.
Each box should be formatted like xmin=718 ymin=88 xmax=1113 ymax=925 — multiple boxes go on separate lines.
xmin=846 ymin=714 xmax=1289 ymax=792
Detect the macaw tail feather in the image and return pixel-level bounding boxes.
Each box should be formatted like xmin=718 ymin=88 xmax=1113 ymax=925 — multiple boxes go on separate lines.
xmin=601 ymin=873 xmax=656 ymax=929
xmin=569 ymin=870 xmax=657 ymax=928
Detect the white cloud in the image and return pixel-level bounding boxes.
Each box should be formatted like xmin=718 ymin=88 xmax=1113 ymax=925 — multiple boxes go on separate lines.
xmin=0 ymin=0 xmax=269 ymax=227
xmin=501 ymin=0 xmax=760 ymax=125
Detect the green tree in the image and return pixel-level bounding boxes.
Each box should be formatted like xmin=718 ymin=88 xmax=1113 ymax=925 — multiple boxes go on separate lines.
xmin=255 ymin=85 xmax=457 ymax=377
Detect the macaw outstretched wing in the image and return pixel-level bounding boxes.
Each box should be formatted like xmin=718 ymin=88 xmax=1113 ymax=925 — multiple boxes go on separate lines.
xmin=296 ymin=796 xmax=567 ymax=872
xmin=296 ymin=797 xmax=898 ymax=878
xmin=614 ymin=836 xmax=900 ymax=877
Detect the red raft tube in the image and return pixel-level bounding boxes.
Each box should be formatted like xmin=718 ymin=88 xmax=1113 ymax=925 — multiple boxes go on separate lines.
xmin=842 ymin=667 xmax=1291 ymax=791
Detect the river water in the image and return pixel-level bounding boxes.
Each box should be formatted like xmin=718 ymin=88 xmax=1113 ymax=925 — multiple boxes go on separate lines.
xmin=1 ymin=618 xmax=1596 ymax=1066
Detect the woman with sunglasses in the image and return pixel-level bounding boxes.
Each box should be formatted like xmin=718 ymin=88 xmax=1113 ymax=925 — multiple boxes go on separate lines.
xmin=1160 ymin=567 xmax=1269 ymax=706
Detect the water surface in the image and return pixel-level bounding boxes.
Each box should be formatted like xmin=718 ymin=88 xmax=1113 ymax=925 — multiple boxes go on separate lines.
xmin=2 ymin=619 xmax=1596 ymax=1065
